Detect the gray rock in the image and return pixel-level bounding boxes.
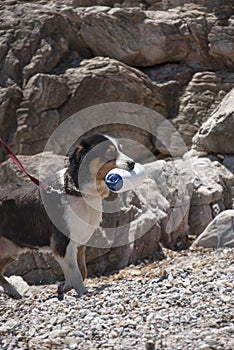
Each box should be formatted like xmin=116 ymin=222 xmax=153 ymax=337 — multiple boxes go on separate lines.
xmin=191 ymin=210 xmax=234 ymax=248
xmin=79 ymin=7 xmax=190 ymax=67
xmin=6 ymin=275 xmax=30 ymax=296
xmin=223 ymin=156 xmax=234 ymax=174
xmin=0 ymin=86 xmax=22 ymax=161
xmin=192 ymin=88 xmax=234 ymax=154
xmin=188 ymin=157 xmax=234 ymax=235
xmin=16 ymin=57 xmax=167 ymax=157
xmin=173 ymin=72 xmax=234 ymax=150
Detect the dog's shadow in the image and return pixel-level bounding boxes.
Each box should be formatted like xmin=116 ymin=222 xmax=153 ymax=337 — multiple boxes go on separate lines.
xmin=94 ymin=283 xmax=113 ymax=293
xmin=48 ymin=283 xmax=114 ymax=300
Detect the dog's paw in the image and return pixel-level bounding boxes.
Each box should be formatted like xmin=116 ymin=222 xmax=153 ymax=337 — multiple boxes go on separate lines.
xmin=76 ymin=286 xmax=88 ymax=297
xmin=6 ymin=287 xmax=22 ymax=300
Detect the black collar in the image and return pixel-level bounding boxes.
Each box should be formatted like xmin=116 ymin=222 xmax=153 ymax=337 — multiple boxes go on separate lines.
xmin=64 ymin=173 xmax=82 ymax=198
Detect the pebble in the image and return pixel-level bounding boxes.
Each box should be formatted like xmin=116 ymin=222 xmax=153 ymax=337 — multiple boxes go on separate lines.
xmin=0 ymin=249 xmax=234 ymax=349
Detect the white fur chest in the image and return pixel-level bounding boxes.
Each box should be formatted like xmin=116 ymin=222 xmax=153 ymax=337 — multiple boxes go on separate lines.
xmin=64 ymin=194 xmax=102 ymax=245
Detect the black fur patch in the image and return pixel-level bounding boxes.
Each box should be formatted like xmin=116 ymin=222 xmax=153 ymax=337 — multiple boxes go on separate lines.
xmin=0 ymin=184 xmax=70 ymax=257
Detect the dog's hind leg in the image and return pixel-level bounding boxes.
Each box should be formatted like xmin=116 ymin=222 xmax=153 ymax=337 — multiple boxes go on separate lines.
xmin=54 ymin=241 xmax=87 ymax=300
xmin=0 ymin=237 xmax=22 ymax=299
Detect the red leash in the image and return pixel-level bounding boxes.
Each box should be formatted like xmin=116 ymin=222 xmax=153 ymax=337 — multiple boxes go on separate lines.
xmin=0 ymin=138 xmax=49 ymax=191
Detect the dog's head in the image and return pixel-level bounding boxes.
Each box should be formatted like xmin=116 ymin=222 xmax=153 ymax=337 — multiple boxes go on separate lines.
xmin=65 ymin=134 xmax=135 ymax=198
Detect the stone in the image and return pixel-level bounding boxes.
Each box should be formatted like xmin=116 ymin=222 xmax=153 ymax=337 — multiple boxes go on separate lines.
xmin=187 ymin=157 xmax=234 ymax=235
xmin=0 ymin=152 xmax=65 ymax=187
xmin=173 ymin=72 xmax=234 ymax=149
xmin=0 ymin=86 xmax=22 ymax=161
xmin=60 ymin=57 xmax=167 ymax=118
xmin=23 ymin=74 xmax=69 ymax=112
xmin=192 ymin=88 xmax=234 ymax=154
xmin=223 ymin=156 xmax=234 ymax=174
xmin=6 ymin=275 xmax=30 ymax=296
xmin=0 ymin=1 xmax=233 ymax=160
xmin=0 ymin=2 xmax=82 ymax=87
xmin=16 ymin=57 xmax=167 ymax=157
xmin=191 ymin=210 xmax=234 ymax=248
xmin=79 ymin=7 xmax=190 ymax=67
xmin=209 ymin=18 xmax=234 ymax=69
xmin=5 ymin=252 xmax=64 ymax=285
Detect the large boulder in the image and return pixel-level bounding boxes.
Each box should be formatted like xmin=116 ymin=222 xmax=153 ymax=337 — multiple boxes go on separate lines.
xmin=0 ymin=2 xmax=85 ymax=87
xmin=173 ymin=72 xmax=234 ymax=149
xmin=79 ymin=7 xmax=190 ymax=67
xmin=15 ymin=57 xmax=167 ymax=157
xmin=77 ymin=5 xmax=233 ymax=68
xmin=191 ymin=210 xmax=234 ymax=248
xmin=192 ymin=88 xmax=234 ymax=154
xmin=187 ymin=157 xmax=234 ymax=235
xmin=0 ymin=1 xmax=233 ymax=160
xmin=0 ymin=86 xmax=22 ymax=162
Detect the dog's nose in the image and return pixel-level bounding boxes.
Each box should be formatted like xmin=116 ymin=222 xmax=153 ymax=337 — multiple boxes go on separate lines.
xmin=127 ymin=161 xmax=135 ymax=171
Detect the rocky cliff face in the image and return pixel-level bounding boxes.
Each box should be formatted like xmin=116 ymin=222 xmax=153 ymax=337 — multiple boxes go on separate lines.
xmin=0 ymin=0 xmax=234 ymax=282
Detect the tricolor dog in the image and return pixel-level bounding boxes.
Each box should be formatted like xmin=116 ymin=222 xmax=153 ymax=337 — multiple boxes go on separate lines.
xmin=0 ymin=134 xmax=135 ymax=299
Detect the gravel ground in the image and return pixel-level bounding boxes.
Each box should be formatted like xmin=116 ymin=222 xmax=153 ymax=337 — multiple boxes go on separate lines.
xmin=0 ymin=248 xmax=234 ymax=350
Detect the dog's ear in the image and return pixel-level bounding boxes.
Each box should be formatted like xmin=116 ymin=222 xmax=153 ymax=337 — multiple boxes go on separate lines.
xmin=69 ymin=144 xmax=84 ymax=166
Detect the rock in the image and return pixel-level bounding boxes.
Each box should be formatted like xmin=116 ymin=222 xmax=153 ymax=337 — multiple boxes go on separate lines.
xmin=0 ymin=86 xmax=22 ymax=161
xmin=173 ymin=72 xmax=234 ymax=149
xmin=16 ymin=57 xmax=167 ymax=157
xmin=79 ymin=7 xmax=190 ymax=67
xmin=142 ymin=63 xmax=194 ymax=119
xmin=0 ymin=1 xmax=233 ymax=160
xmin=209 ymin=18 xmax=234 ymax=69
xmin=5 ymin=252 xmax=64 ymax=285
xmin=188 ymin=157 xmax=234 ymax=235
xmin=192 ymin=88 xmax=234 ymax=154
xmin=23 ymin=74 xmax=69 ymax=112
xmin=191 ymin=210 xmax=234 ymax=248
xmin=0 ymin=2 xmax=83 ymax=87
xmin=0 ymin=152 xmax=65 ymax=187
xmin=60 ymin=57 xmax=167 ymax=118
xmin=5 ymin=276 xmax=30 ymax=296
xmin=77 ymin=5 xmax=234 ymax=69
xmin=3 ymin=151 xmax=234 ymax=283
xmin=223 ymin=156 xmax=234 ymax=174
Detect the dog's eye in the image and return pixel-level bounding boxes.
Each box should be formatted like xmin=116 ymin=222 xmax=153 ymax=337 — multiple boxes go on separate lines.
xmin=106 ymin=145 xmax=116 ymax=157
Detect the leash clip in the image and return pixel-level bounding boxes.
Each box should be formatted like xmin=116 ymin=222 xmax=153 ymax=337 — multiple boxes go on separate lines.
xmin=46 ymin=186 xmax=68 ymax=206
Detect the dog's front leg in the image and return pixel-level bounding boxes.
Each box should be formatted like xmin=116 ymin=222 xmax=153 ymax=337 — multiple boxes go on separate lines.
xmin=77 ymin=246 xmax=87 ymax=281
xmin=54 ymin=241 xmax=87 ymax=299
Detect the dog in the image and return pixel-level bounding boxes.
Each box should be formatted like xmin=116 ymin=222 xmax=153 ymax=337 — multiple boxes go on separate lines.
xmin=0 ymin=134 xmax=135 ymax=299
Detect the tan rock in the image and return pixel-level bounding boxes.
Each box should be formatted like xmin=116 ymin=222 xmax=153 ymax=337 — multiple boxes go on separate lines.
xmin=173 ymin=72 xmax=234 ymax=149
xmin=191 ymin=210 xmax=234 ymax=248
xmin=0 ymin=86 xmax=22 ymax=161
xmin=209 ymin=19 xmax=234 ymax=69
xmin=23 ymin=74 xmax=69 ymax=112
xmin=80 ymin=7 xmax=190 ymax=67
xmin=16 ymin=57 xmax=167 ymax=157
xmin=188 ymin=157 xmax=234 ymax=235
xmin=192 ymin=88 xmax=234 ymax=154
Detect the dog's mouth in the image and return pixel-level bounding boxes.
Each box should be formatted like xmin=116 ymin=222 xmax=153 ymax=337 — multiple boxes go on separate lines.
xmin=95 ymin=160 xmax=119 ymax=198
xmin=95 ymin=159 xmax=136 ymax=198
